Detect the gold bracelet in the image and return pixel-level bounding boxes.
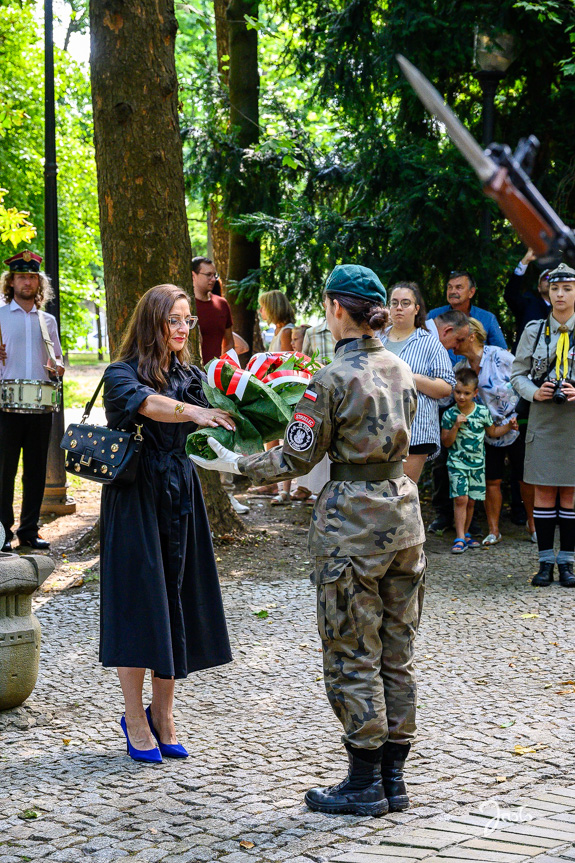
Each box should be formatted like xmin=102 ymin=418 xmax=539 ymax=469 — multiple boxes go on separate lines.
xmin=174 ymin=402 xmax=185 ymax=417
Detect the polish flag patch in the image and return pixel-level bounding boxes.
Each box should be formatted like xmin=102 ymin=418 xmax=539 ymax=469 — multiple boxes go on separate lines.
xmin=303 ymin=389 xmax=318 ymax=401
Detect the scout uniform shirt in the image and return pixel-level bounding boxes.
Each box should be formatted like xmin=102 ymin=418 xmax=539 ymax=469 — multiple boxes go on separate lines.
xmin=511 ymin=312 xmax=575 ymax=401
xmin=511 ymin=313 xmax=575 ymax=487
xmin=238 ymin=336 xmax=425 ymax=559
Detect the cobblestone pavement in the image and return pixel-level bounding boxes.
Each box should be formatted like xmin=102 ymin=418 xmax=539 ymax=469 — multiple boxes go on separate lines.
xmin=2 ymin=499 xmax=575 ymax=863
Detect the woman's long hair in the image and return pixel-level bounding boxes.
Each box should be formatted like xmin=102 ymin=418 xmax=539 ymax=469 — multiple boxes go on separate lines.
xmin=259 ymin=290 xmax=295 ymax=325
xmin=389 ymin=281 xmax=428 ymax=330
xmin=325 ymin=292 xmax=389 ymax=331
xmin=115 ymin=284 xmax=192 ymax=391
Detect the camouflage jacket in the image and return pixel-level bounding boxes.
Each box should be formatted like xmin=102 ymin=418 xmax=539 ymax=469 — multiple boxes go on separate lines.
xmin=239 ymin=336 xmax=425 ymax=556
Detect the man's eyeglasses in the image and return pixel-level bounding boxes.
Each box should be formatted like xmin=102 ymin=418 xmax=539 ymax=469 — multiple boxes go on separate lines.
xmin=198 ymin=271 xmax=218 ymax=281
xmin=167 ymin=316 xmax=198 ymax=330
xmin=390 ymin=299 xmax=414 ymax=308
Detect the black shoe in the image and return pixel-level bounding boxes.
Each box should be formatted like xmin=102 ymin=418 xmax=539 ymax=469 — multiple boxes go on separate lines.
xmin=428 ymin=515 xmax=453 ymax=535
xmin=18 ymin=536 xmax=50 ymax=550
xmin=558 ymin=562 xmax=575 ymax=587
xmin=304 ymin=750 xmax=389 ymax=817
xmin=532 ymin=562 xmax=554 ymax=586
xmin=381 ymin=741 xmax=410 ymax=812
xmin=510 ymin=507 xmax=527 ymax=526
xmin=468 ymin=515 xmax=481 ymax=537
xmin=1 ymin=541 xmax=11 ymax=552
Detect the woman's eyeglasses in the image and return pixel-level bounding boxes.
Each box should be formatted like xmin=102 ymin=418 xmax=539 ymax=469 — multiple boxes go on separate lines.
xmin=389 ymin=299 xmax=414 ymax=308
xmin=167 ymin=316 xmax=198 ymax=330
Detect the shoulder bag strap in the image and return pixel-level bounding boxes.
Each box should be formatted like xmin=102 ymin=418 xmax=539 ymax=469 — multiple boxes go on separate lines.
xmin=81 ymin=374 xmax=106 ymax=423
xmin=38 ymin=311 xmax=58 ymax=367
xmin=533 ymin=318 xmax=546 ymax=351
xmin=531 ymin=317 xmax=554 ymax=383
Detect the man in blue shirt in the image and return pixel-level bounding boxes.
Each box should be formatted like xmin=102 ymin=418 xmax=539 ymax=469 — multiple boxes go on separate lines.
xmin=428 ymin=271 xmax=507 ymax=362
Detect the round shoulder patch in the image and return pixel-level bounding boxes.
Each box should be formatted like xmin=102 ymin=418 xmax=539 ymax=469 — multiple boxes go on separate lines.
xmin=286 ymin=420 xmax=314 ymax=452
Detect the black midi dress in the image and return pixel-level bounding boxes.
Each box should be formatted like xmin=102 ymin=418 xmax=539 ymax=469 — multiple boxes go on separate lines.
xmin=99 ymin=356 xmax=232 ymax=679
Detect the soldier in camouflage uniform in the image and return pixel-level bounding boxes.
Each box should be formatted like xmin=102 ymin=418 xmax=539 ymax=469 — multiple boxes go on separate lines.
xmin=190 ymin=264 xmax=426 ymax=817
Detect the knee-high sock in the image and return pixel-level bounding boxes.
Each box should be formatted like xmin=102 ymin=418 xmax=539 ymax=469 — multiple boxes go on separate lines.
xmin=557 ymin=507 xmax=575 ymax=564
xmin=533 ymin=506 xmax=556 ymax=562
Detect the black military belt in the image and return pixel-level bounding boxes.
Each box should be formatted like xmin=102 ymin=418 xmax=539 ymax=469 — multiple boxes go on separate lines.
xmin=330 ymin=461 xmax=404 ymax=482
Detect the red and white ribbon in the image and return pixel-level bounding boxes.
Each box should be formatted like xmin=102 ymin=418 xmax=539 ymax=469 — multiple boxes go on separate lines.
xmin=207 ymin=359 xmax=254 ymax=400
xmin=247 ymin=352 xmax=282 ymax=379
xmin=220 ymin=348 xmax=240 ymax=368
xmin=263 ymin=369 xmax=312 ymax=388
xmin=207 ymin=359 xmax=228 ymax=391
xmin=225 ymin=369 xmax=253 ymax=401
xmin=206 ymin=349 xmax=313 ymax=400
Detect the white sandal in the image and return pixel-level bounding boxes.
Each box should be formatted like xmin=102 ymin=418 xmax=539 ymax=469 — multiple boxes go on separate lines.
xmin=482 ymin=533 xmax=502 ymax=545
xmin=270 ymin=492 xmax=291 ymax=506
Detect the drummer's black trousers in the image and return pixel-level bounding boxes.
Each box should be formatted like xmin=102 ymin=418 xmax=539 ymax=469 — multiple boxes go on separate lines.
xmin=0 ymin=412 xmax=53 ymax=542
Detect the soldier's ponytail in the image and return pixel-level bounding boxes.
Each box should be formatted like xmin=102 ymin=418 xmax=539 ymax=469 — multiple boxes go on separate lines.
xmin=326 ymin=292 xmax=389 ymax=331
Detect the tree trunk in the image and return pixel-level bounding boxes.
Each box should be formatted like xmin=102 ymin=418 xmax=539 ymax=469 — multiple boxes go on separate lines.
xmin=225 ymin=0 xmax=260 ymax=351
xmin=89 ymin=0 xmax=243 ymax=533
xmin=209 ymin=0 xmax=231 ymax=287
xmin=210 ymin=198 xmax=229 ymax=285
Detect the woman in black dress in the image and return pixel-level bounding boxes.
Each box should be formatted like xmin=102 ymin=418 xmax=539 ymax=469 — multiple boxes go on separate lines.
xmin=100 ymin=284 xmax=234 ymax=763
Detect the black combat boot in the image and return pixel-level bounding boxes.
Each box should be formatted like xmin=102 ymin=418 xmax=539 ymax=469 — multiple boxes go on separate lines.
xmin=304 ymin=748 xmax=389 ymax=817
xmin=381 ymin=741 xmax=410 ymax=812
xmin=531 ymin=562 xmax=554 ymax=586
xmin=558 ymin=562 xmax=575 ymax=587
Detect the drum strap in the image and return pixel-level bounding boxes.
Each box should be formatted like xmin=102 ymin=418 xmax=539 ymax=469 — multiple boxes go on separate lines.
xmin=38 ymin=311 xmax=58 ymax=367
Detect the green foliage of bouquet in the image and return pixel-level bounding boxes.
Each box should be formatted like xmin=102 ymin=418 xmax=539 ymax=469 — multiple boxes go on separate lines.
xmin=186 ymin=351 xmax=318 ymax=460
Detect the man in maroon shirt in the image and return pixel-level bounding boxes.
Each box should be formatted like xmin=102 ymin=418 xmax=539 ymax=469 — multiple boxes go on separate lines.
xmin=192 ymin=257 xmax=248 ymax=514
xmin=192 ymin=257 xmax=234 ymax=364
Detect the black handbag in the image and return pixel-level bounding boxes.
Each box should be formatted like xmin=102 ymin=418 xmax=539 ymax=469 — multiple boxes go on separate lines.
xmin=60 ymin=374 xmax=144 ymax=486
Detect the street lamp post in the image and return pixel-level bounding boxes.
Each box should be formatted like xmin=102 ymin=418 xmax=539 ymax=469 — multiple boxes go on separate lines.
xmin=474 ymin=32 xmax=515 ymax=263
xmin=41 ymin=0 xmax=76 ymax=517
xmin=476 ymin=69 xmax=503 ymax=249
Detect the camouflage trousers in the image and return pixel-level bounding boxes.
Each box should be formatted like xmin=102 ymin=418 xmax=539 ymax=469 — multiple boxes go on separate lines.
xmin=314 ymin=544 xmax=426 ymax=751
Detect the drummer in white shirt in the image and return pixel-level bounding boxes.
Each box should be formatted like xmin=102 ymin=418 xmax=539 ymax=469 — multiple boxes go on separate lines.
xmin=0 ymin=250 xmax=64 ymax=552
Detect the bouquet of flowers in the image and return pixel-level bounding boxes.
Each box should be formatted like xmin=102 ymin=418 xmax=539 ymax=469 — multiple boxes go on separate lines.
xmin=186 ymin=349 xmax=320 ymax=460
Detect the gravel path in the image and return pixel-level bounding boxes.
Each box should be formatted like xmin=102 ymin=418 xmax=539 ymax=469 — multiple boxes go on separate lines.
xmin=1 ymin=500 xmax=575 ymax=863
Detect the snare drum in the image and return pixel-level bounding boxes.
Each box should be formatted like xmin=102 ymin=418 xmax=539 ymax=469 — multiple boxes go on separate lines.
xmin=0 ymin=378 xmax=61 ymax=413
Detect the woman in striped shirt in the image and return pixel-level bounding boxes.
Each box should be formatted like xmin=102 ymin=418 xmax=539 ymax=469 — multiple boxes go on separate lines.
xmin=379 ymin=282 xmax=455 ymax=482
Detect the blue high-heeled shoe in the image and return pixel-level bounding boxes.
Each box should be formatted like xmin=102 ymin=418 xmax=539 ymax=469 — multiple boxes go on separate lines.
xmin=120 ymin=715 xmax=163 ymax=763
xmin=145 ymin=706 xmax=189 ymax=759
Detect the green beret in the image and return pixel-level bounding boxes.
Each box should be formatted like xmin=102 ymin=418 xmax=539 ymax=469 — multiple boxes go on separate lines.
xmin=548 ymin=263 xmax=575 ymax=283
xmin=325 ymin=264 xmax=387 ymax=305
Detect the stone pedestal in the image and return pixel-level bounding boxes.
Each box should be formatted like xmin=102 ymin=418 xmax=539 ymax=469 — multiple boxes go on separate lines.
xmin=0 ymin=527 xmax=54 ymax=710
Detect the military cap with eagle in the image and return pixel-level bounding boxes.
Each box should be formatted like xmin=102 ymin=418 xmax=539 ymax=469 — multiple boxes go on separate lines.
xmin=548 ymin=262 xmax=575 ymax=283
xmin=4 ymin=250 xmax=43 ymax=273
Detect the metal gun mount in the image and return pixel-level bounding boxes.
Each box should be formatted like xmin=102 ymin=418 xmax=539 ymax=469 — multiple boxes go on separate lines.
xmin=486 ymin=136 xmax=575 ymax=267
